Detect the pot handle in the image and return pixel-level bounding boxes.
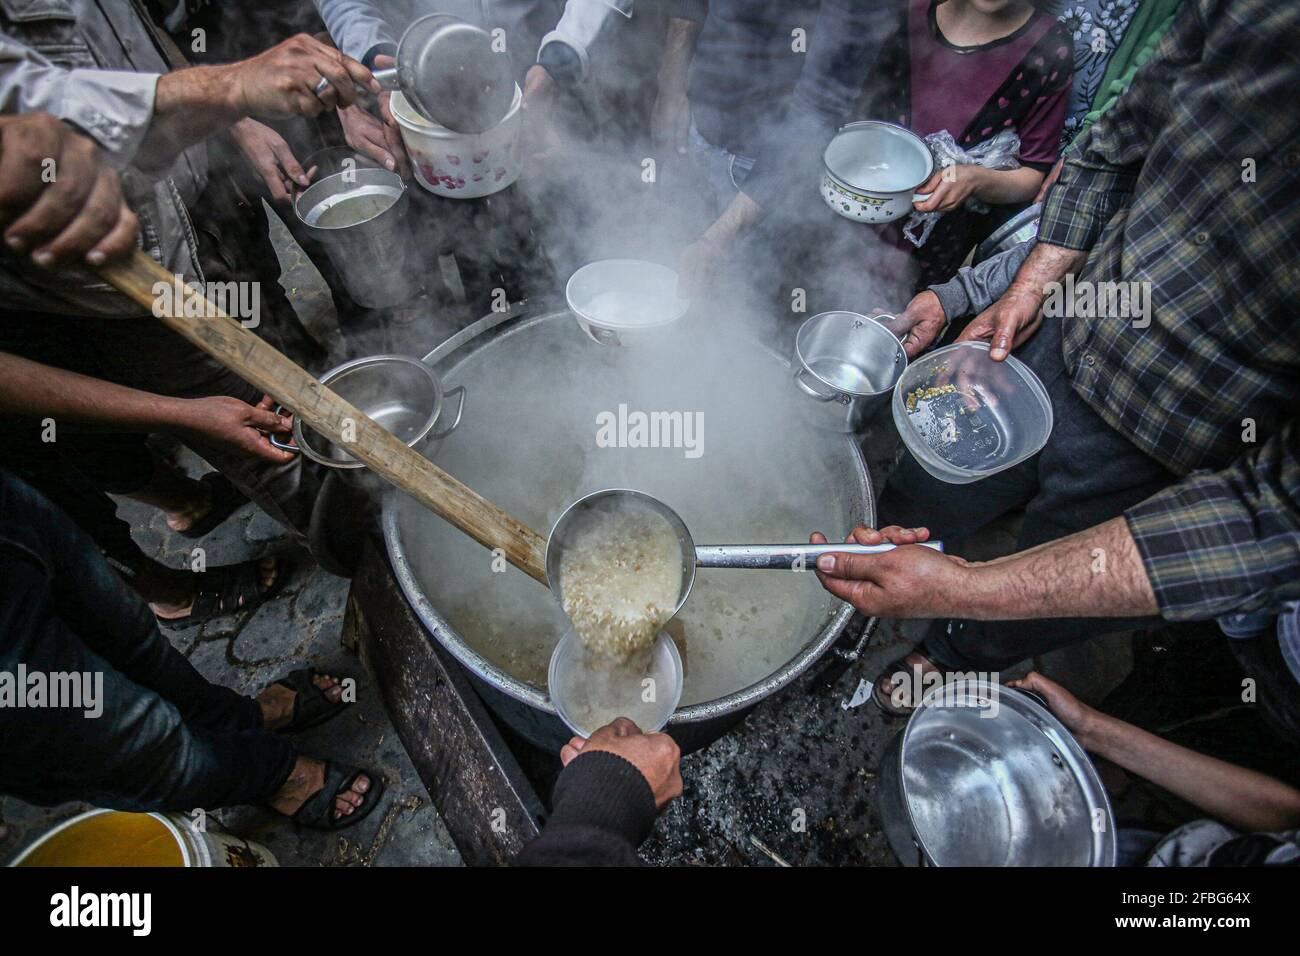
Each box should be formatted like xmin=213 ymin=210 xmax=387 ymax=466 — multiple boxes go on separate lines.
xmin=792 ymin=365 xmax=837 ymax=403
xmin=269 ymin=404 xmax=300 ymax=454
xmin=912 ymin=191 xmax=932 ymax=206
xmin=430 ymin=385 xmax=466 ymax=441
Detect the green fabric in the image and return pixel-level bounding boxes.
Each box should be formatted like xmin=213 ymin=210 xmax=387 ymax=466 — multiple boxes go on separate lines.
xmin=1076 ymin=0 xmax=1186 ymax=139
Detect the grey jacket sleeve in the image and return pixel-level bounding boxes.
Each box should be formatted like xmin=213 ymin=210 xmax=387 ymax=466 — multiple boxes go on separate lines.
xmin=927 ymin=239 xmax=1034 ymax=321
xmin=313 ymin=0 xmax=401 ymax=63
xmin=0 ymin=31 xmax=159 ymax=167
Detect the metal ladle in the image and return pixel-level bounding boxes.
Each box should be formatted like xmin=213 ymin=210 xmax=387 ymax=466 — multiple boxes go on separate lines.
xmin=314 ymin=14 xmax=515 ymax=133
xmin=544 ymin=488 xmax=944 ymax=735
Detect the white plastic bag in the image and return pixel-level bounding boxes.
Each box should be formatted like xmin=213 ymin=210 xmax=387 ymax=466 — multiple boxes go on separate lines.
xmin=903 ymin=129 xmax=1021 ymax=248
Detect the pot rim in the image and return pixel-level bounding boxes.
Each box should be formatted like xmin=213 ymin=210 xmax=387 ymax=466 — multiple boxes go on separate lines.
xmin=292 ymin=167 xmax=407 ymax=232
xmin=381 ymin=309 xmax=870 ymax=724
xmin=822 ymin=120 xmax=934 ymax=196
xmin=294 ymin=354 xmax=444 ymax=469
xmin=391 ymin=83 xmax=523 ymax=134
xmin=898 ymin=678 xmax=1117 ymax=866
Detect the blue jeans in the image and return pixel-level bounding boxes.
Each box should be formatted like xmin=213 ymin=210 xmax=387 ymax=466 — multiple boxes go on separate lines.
xmin=687 ymin=120 xmax=755 ymax=217
xmin=0 ymin=471 xmax=296 ymax=811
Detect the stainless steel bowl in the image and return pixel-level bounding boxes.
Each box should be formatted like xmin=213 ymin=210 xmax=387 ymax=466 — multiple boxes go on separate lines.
xmin=275 ymin=354 xmax=464 ymax=470
xmin=879 ymin=679 xmax=1116 ymax=866
xmin=792 ymin=311 xmax=907 ymax=433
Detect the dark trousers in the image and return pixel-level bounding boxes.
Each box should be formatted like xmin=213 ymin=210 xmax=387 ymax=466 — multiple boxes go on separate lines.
xmin=0 ymin=471 xmax=296 ymax=810
xmin=877 ymin=318 xmax=1177 ymax=671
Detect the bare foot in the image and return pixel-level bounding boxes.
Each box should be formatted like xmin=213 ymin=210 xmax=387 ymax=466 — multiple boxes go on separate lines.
xmin=150 ymin=556 xmax=282 ymax=621
xmin=258 ymin=672 xmax=344 ymax=730
xmin=875 ymin=652 xmax=940 ymax=710
xmin=269 ymin=756 xmax=371 ymax=821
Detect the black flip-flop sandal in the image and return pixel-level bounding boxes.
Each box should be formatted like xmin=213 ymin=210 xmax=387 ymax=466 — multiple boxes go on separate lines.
xmin=871 ymin=650 xmax=940 ymax=717
xmin=157 ymin=556 xmax=291 ymax=631
xmin=290 ymin=762 xmax=385 ymax=831
xmin=271 ymin=667 xmax=350 ymax=734
xmin=177 ymin=473 xmax=247 ymax=540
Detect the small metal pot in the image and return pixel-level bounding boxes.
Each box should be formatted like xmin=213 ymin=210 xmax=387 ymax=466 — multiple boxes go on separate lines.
xmin=791 ymin=311 xmax=907 ymax=433
xmin=294 ymin=165 xmax=420 ymax=308
xmin=820 ymin=121 xmax=934 ymax=224
xmin=878 ymin=679 xmax=1116 ymax=867
xmin=272 ymin=354 xmax=465 ymax=488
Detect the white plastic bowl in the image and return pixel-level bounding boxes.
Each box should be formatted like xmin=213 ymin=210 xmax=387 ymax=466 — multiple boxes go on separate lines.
xmin=548 ymin=630 xmax=684 ymax=738
xmin=391 ymin=85 xmax=522 ymax=198
xmin=565 ymin=259 xmax=690 ymax=347
xmin=892 ymin=342 xmax=1053 ymax=483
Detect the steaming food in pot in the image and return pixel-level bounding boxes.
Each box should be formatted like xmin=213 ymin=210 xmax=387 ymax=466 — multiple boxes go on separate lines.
xmin=557 ymin=507 xmax=682 ymax=662
xmin=393 ymin=313 xmax=864 ymax=708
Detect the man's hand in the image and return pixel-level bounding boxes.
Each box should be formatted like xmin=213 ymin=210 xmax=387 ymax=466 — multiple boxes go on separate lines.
xmin=227 ymin=34 xmax=378 ymax=119
xmin=914 ymin=165 xmax=984 ymax=214
xmin=1007 ymin=672 xmax=1102 ymax=746
xmin=229 ymin=119 xmax=311 ymax=203
xmin=876 ymin=290 xmax=946 ymax=358
xmin=651 ymin=89 xmax=690 ymax=157
xmin=560 ymin=717 xmax=683 ymax=811
xmin=0 ymin=114 xmax=139 ymax=267
xmin=955 ymin=286 xmax=1045 ymax=361
xmin=175 ymin=394 xmax=295 ymax=465
xmin=338 ymin=103 xmax=408 ymax=177
xmin=811 ymin=525 xmax=973 ymax=619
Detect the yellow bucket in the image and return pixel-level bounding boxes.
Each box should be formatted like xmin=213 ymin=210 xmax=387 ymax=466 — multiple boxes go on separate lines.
xmin=11 ymin=809 xmax=278 ymax=867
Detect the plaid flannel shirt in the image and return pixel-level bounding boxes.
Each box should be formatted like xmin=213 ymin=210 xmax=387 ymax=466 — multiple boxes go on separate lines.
xmin=1038 ymin=0 xmax=1300 ymax=620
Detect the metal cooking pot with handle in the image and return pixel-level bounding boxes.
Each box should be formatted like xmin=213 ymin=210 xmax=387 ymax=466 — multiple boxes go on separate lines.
xmin=878 ymin=678 xmax=1116 ymax=866
xmin=272 ymin=354 xmax=465 ymax=488
xmin=792 ymin=311 xmax=908 ymax=433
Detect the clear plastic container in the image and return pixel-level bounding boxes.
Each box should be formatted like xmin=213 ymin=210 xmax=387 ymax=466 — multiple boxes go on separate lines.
xmin=892 ymin=342 xmax=1052 ymax=484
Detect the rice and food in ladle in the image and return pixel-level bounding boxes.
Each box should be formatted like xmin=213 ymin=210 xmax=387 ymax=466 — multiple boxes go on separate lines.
xmin=556 ymin=504 xmax=683 ymax=663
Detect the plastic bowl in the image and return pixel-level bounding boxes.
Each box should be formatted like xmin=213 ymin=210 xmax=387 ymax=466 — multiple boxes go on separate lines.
xmin=892 ymin=342 xmax=1052 ymax=483
xmin=548 ymin=630 xmax=684 ymax=738
xmin=565 ymin=259 xmax=690 ymax=347
xmin=392 ymin=86 xmax=522 ymax=199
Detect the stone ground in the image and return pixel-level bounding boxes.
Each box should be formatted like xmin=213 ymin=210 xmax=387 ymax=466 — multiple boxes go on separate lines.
xmin=0 ymin=204 xmax=1132 ymax=868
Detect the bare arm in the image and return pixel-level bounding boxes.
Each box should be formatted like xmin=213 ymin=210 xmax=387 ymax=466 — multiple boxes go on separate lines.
xmin=0 ymin=351 xmax=294 ymax=463
xmin=135 ymin=35 xmax=376 ymax=170
xmin=971 ymin=166 xmax=1044 ymax=205
xmin=956 ymin=238 xmax=1088 ymax=359
xmin=1013 ymin=672 xmax=1300 ymax=834
xmin=650 ymin=17 xmax=702 ymax=154
xmin=0 ymin=350 xmax=198 ymax=430
xmin=812 ymin=517 xmax=1157 ymax=621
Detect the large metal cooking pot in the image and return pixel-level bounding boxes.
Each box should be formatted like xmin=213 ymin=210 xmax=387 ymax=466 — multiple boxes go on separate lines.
xmin=382 ymin=307 xmax=873 ymax=752
xmin=878 ymin=679 xmax=1116 ymax=866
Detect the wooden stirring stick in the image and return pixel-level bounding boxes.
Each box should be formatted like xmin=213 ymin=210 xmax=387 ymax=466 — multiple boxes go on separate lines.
xmin=100 ymin=248 xmax=548 ymax=585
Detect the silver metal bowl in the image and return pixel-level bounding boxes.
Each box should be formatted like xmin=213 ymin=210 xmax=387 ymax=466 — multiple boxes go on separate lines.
xmin=880 ymin=679 xmax=1116 ymax=866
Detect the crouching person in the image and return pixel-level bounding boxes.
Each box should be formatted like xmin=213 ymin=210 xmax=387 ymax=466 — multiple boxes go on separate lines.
xmin=516 ymin=718 xmax=682 ymax=866
xmin=0 ymin=471 xmax=382 ymax=828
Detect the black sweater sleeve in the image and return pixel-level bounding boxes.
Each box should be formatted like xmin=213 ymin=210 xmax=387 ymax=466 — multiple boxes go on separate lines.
xmin=514 ymin=751 xmax=658 ymax=866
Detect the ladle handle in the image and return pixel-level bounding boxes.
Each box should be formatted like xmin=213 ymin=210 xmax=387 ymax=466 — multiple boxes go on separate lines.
xmin=97 ymin=249 xmax=549 ymax=585
xmin=313 ymin=66 xmax=398 ymax=97
xmin=694 ymin=541 xmax=944 ymax=570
